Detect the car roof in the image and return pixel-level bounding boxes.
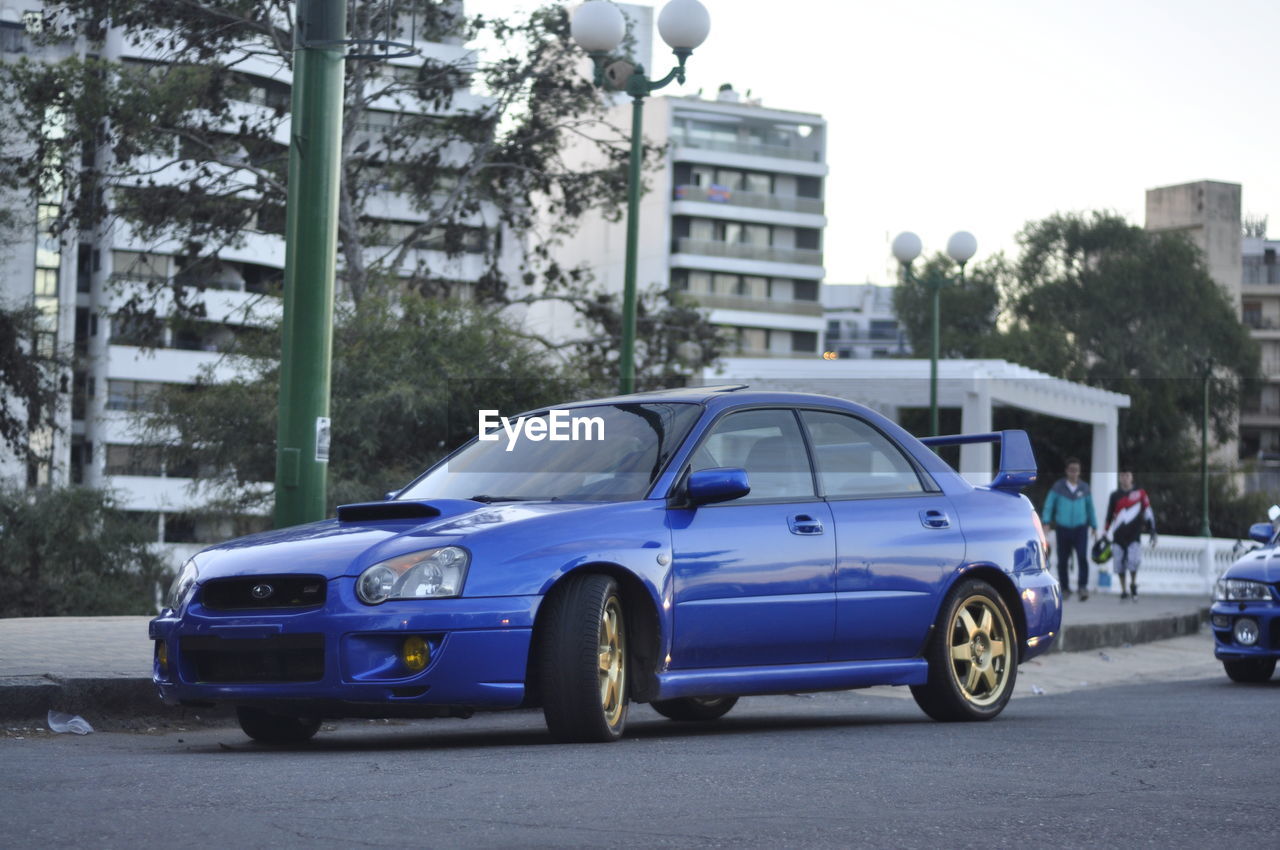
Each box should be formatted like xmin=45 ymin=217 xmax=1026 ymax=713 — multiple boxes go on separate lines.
xmin=562 ymin=385 xmax=868 ymax=411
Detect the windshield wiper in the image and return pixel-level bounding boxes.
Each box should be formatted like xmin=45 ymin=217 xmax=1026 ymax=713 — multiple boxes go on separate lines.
xmin=467 ymin=495 xmax=540 ymax=503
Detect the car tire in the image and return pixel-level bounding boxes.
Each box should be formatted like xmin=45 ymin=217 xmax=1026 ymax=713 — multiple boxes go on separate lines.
xmin=538 ymin=573 xmax=629 ymax=743
xmin=1222 ymin=657 xmax=1276 ymax=683
xmin=911 ymin=578 xmax=1018 ymax=722
xmin=235 ymin=706 xmax=321 ymax=744
xmin=650 ymin=696 xmax=738 ymax=722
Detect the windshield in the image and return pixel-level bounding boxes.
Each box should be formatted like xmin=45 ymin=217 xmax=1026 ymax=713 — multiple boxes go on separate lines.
xmin=397 ymin=402 xmax=702 ymax=503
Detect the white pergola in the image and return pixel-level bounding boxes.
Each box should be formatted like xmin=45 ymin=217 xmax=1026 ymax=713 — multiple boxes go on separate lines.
xmin=703 ymin=358 xmax=1131 ymax=524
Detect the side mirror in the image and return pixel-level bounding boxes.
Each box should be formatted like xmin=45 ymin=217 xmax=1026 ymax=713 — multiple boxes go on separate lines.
xmin=1248 ymin=522 xmax=1274 ymax=544
xmin=687 ymin=467 xmax=750 ymax=506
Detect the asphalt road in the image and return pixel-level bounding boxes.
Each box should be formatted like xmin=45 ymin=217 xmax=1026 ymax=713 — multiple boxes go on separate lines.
xmin=2 ymin=672 xmax=1278 ymax=848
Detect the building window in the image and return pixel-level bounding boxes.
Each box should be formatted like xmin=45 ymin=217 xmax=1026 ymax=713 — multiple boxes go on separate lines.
xmin=1244 ymin=301 xmax=1264 ymax=330
xmin=791 ymin=331 xmax=817 ymax=353
xmin=105 ymin=444 xmax=165 ymax=477
xmin=106 ymin=380 xmax=168 ymax=412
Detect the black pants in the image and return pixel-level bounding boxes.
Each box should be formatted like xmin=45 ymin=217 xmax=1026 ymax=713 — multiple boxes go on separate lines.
xmin=1055 ymin=525 xmax=1089 ymax=592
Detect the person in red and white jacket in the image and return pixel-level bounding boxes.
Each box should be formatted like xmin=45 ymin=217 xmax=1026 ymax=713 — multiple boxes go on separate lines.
xmin=1104 ymin=469 xmax=1158 ymax=601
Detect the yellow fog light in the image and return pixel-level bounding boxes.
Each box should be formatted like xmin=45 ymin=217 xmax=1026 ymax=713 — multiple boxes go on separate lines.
xmin=401 ymin=636 xmax=430 ymax=672
xmin=155 ymin=640 xmax=168 ymax=673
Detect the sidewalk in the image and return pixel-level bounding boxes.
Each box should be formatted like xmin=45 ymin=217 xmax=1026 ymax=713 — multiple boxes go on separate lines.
xmin=0 ymin=594 xmax=1210 ymax=725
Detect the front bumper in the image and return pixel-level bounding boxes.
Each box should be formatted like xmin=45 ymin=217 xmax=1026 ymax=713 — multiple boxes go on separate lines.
xmin=1211 ymin=600 xmax=1280 ymax=660
xmin=149 ymin=586 xmax=541 ymax=713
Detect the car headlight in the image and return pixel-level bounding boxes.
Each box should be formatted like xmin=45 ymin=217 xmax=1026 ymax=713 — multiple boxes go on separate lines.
xmin=356 ymin=546 xmax=469 ymax=605
xmin=1215 ymin=578 xmax=1274 ymax=602
xmin=166 ymin=560 xmax=199 ymax=610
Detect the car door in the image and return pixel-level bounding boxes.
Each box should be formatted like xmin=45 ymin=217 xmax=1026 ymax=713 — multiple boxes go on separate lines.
xmin=668 ymin=408 xmax=836 ymax=669
xmin=799 ymin=409 xmax=966 ymax=661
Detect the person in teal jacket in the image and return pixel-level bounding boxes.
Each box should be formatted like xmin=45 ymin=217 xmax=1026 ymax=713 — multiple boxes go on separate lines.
xmin=1041 ymin=457 xmax=1098 ymax=600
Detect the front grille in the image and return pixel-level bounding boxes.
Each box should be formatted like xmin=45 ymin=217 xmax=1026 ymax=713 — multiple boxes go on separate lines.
xmin=182 ymin=634 xmax=325 ymax=683
xmin=201 ymin=575 xmax=326 ymax=611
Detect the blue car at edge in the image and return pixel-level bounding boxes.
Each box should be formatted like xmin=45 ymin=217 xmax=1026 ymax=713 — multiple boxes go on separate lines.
xmin=1212 ymin=512 xmax=1280 ymax=682
xmin=149 ymin=386 xmax=1062 ymax=744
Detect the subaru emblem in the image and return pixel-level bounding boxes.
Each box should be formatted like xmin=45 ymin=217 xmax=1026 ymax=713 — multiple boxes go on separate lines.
xmin=250 ymin=583 xmax=274 ymax=600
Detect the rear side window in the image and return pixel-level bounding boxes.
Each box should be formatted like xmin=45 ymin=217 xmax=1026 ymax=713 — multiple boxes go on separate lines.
xmin=800 ymin=410 xmax=924 ymax=498
xmin=692 ymin=409 xmax=815 ymax=502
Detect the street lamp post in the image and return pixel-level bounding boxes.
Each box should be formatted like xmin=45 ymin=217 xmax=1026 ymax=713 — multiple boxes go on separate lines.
xmin=571 ymin=0 xmax=710 ymax=395
xmin=891 ymin=230 xmax=978 ymax=436
xmin=1200 ymin=356 xmax=1215 ymax=537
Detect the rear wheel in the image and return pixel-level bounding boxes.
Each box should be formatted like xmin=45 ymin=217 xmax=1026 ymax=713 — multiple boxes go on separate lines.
xmin=538 ymin=573 xmax=629 ymax=743
xmin=651 ymin=696 xmax=738 ymax=722
xmin=235 ymin=706 xmax=321 ymax=744
xmin=1222 ymin=657 xmax=1276 ymax=683
xmin=911 ymin=579 xmax=1018 ymax=721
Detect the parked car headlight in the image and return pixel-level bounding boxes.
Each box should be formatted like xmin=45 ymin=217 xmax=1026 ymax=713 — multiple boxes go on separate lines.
xmin=356 ymin=546 xmax=470 ymax=604
xmin=166 ymin=560 xmax=199 ymax=610
xmin=1215 ymin=578 xmax=1274 ymax=602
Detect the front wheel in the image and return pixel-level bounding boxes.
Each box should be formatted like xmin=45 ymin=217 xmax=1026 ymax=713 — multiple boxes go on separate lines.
xmin=538 ymin=573 xmax=629 ymax=743
xmin=1223 ymin=657 xmax=1276 ymax=683
xmin=911 ymin=579 xmax=1018 ymax=722
xmin=236 ymin=706 xmax=321 ymax=744
xmin=651 ymin=696 xmax=738 ymax=722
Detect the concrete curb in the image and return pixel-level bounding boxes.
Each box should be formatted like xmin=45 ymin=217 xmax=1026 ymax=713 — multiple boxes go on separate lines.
xmin=1053 ymin=606 xmax=1209 ymax=653
xmin=0 ymin=675 xmax=233 ymax=727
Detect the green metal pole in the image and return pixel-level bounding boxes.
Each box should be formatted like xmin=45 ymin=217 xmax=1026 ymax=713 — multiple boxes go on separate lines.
xmin=619 ymin=96 xmax=645 ymax=395
xmin=930 ymin=282 xmax=940 ymax=436
xmin=274 ymin=0 xmax=345 ymax=528
xmin=1201 ymin=363 xmax=1212 ymax=537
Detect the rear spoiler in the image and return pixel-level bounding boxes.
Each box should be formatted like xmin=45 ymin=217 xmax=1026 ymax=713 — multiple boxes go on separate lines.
xmin=919 ymin=430 xmax=1037 ymax=495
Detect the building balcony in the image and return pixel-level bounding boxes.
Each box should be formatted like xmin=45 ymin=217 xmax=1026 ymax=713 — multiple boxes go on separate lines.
xmin=688 ymin=292 xmax=823 ymax=317
xmin=675 ymin=238 xmax=823 ymax=267
xmin=1241 ymin=408 xmax=1280 ymax=426
xmin=671 ymin=134 xmax=822 ymax=163
xmin=674 ymin=185 xmax=824 ymax=215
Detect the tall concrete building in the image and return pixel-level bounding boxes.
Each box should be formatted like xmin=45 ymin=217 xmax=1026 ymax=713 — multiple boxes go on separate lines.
xmin=1240 ymin=233 xmax=1280 ymax=461
xmin=1145 ymin=180 xmax=1243 ymax=310
xmin=0 ymin=6 xmax=494 ymax=560
xmin=537 ymin=83 xmax=828 ymax=359
xmin=1144 ymin=180 xmax=1244 ymax=467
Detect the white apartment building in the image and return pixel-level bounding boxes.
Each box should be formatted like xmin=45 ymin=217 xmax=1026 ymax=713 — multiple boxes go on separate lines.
xmin=1240 ymin=234 xmax=1280 ymax=461
xmin=822 ymin=283 xmax=909 ymax=359
xmin=535 ymin=83 xmax=828 ymax=358
xmin=0 ymin=6 xmax=495 ymax=557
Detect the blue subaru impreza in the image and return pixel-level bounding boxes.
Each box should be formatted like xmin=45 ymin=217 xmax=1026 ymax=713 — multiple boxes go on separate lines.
xmin=1212 ymin=514 xmax=1280 ymax=683
xmin=149 ymin=386 xmax=1061 ymax=743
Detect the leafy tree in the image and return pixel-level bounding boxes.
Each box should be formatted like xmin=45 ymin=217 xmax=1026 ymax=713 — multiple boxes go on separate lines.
xmin=140 ymin=289 xmax=579 ymax=515
xmin=0 ymin=485 xmax=167 ymax=617
xmin=528 ymin=284 xmax=729 ymax=396
xmin=0 ymin=1 xmax=650 ymax=311
xmin=891 ymin=253 xmax=1004 ymax=359
xmin=0 ymin=302 xmax=66 ymax=472
xmin=1001 ymin=212 xmax=1257 ymax=464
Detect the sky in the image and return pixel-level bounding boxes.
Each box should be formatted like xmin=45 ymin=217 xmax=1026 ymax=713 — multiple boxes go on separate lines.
xmin=474 ymin=0 xmax=1280 ymax=285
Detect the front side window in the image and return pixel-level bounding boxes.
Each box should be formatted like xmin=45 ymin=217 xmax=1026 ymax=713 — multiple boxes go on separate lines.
xmin=801 ymin=410 xmax=925 ymax=498
xmin=691 ymin=409 xmax=814 ymax=502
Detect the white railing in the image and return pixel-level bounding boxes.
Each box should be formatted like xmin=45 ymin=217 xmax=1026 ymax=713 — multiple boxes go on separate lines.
xmin=1089 ymin=534 xmax=1251 ymax=596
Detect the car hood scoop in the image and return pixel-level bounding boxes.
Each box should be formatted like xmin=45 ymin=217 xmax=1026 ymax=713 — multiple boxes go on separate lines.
xmin=336 ymin=499 xmax=478 ymax=524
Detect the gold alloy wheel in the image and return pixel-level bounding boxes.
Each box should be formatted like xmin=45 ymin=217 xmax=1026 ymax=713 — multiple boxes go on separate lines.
xmin=598 ymin=595 xmax=626 ymax=727
xmin=946 ymin=594 xmax=1011 ymax=706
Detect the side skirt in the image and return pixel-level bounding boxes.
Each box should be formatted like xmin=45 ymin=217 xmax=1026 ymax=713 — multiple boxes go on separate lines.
xmin=654 ymin=658 xmax=928 ymax=701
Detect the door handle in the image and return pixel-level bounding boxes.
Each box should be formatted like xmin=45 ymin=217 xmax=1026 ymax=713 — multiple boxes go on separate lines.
xmin=789 ymin=514 xmax=824 ymax=535
xmin=919 ymin=509 xmax=951 ymax=529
